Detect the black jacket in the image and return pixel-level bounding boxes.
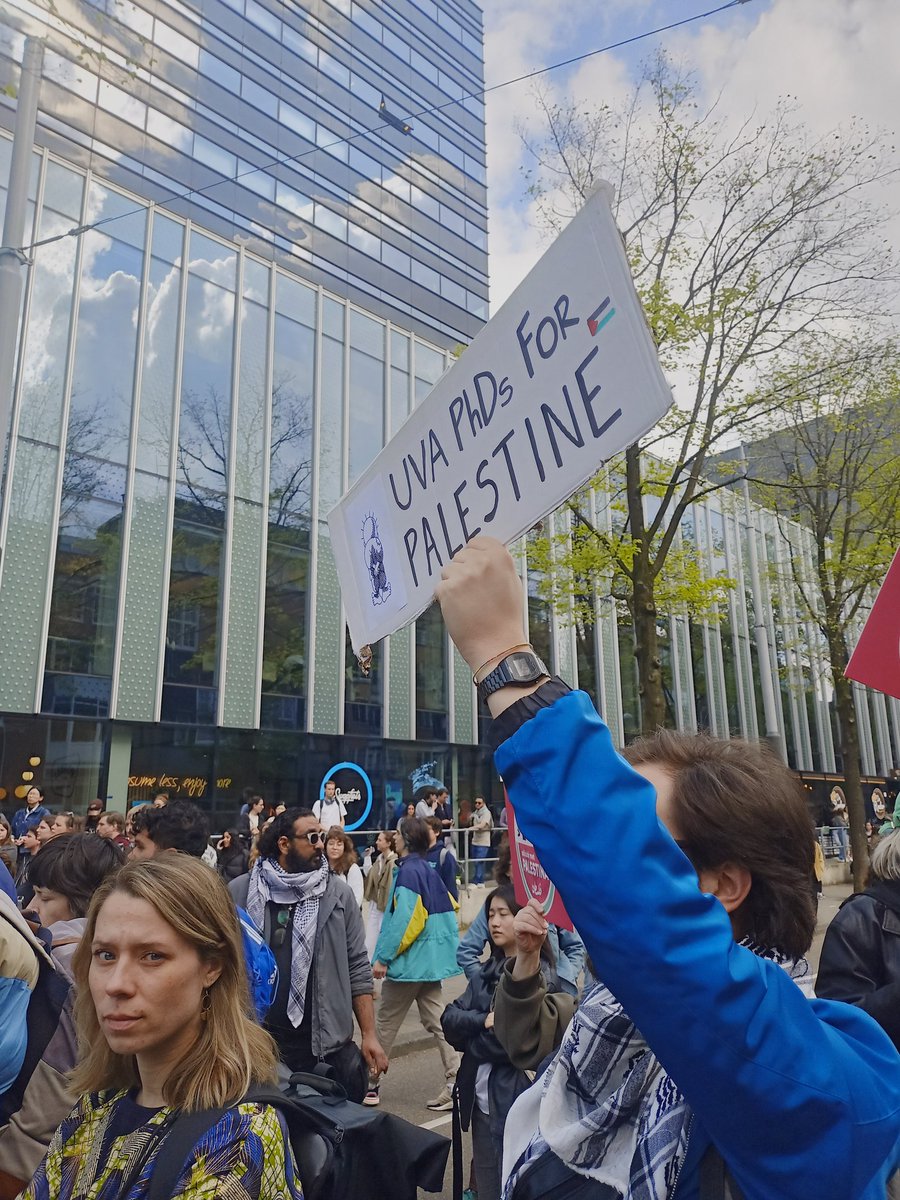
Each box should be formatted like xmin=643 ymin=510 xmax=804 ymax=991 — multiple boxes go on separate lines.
xmin=815 ymin=881 xmax=900 ymax=1050
xmin=441 ymin=955 xmax=558 ymax=1140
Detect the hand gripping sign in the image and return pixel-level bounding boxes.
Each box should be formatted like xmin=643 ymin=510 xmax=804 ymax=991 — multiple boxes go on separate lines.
xmin=329 ymin=183 xmax=673 ymax=654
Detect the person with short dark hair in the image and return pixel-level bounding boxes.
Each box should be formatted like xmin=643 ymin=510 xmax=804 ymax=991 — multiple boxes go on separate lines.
xmin=370 ymin=816 xmax=461 ymax=1110
xmin=11 ymin=788 xmax=50 ymax=844
xmin=229 ymin=809 xmax=387 ymax=1101
xmin=312 ymin=780 xmax=346 ymax=829
xmin=437 ymin=535 xmax=900 ymax=1200
xmin=469 ymin=796 xmax=493 ymax=885
xmin=424 ymin=816 xmax=458 ymax=901
xmin=95 ymin=811 xmax=129 ymax=852
xmin=129 ymin=799 xmax=210 ymax=861
xmin=0 ymin=833 xmax=124 ymax=1191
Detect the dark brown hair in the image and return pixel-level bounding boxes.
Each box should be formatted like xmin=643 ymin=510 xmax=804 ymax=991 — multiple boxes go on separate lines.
xmin=623 ymin=730 xmax=816 ymax=959
xmin=29 ymin=832 xmax=124 ymax=917
xmin=324 ymin=826 xmax=357 ymax=875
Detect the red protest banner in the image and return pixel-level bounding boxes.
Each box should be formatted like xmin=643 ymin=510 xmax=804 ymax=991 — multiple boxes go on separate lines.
xmin=845 ymin=547 xmax=900 ymax=701
xmin=506 ymin=794 xmax=573 ymax=931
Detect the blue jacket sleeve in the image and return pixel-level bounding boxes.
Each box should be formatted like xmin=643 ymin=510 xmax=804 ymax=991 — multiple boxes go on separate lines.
xmin=457 ymin=906 xmax=488 ymax=977
xmin=495 ymin=690 xmax=900 ymax=1200
xmin=0 ymin=978 xmax=30 ymax=1095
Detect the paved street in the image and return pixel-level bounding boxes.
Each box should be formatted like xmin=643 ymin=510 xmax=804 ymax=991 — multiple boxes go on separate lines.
xmin=379 ymin=881 xmax=853 ymax=1200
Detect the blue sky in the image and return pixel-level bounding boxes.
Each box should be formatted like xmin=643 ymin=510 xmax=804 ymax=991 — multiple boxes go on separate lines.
xmin=480 ymin=0 xmax=899 ymax=309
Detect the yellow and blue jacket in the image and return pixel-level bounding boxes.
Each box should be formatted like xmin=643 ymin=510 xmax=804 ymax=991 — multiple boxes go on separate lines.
xmin=373 ymin=854 xmax=461 ymax=982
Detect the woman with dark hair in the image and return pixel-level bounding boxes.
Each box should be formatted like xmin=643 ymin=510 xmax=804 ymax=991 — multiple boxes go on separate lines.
xmin=215 ymin=829 xmax=249 ymax=882
xmin=21 ymin=855 xmax=302 ymax=1200
xmin=362 ymin=830 xmax=397 ymax=959
xmin=396 ymin=802 xmax=416 ymax=832
xmin=368 ymin=817 xmax=461 ymax=1110
xmin=443 ymin=885 xmax=562 ymax=1200
xmin=0 ymin=832 xmax=125 ymax=1193
xmin=324 ymin=826 xmax=364 ymax=909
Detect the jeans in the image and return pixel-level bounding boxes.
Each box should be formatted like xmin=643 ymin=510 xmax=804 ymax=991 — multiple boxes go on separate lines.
xmin=471 ymin=843 xmax=489 ymax=884
xmin=833 ymin=825 xmax=849 ymax=862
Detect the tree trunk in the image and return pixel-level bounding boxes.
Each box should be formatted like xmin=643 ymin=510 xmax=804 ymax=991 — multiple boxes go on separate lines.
xmin=824 ymin=617 xmax=867 ymax=892
xmin=632 ymin=560 xmax=666 ymax=735
xmin=830 ymin=671 xmax=867 ymax=892
xmin=624 ymin=443 xmax=666 ymax=735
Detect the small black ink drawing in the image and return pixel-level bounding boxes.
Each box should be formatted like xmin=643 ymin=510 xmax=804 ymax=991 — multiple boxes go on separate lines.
xmin=362 ymin=513 xmax=392 ymax=606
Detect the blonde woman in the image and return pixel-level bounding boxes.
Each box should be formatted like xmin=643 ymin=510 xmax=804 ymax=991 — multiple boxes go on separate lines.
xmin=23 ymin=855 xmax=302 ymax=1200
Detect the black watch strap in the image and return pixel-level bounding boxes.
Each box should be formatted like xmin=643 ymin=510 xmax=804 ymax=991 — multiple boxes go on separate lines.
xmin=477 ymin=650 xmax=549 ymax=703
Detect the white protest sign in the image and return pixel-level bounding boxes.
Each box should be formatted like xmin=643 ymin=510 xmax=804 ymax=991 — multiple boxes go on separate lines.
xmin=329 ymin=183 xmax=672 ymax=653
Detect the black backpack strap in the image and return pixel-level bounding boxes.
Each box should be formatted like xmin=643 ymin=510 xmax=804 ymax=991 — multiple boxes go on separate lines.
xmin=451 ymin=1082 xmax=463 ymax=1200
xmin=146 ymin=1107 xmax=228 ymax=1200
xmin=699 ymin=1143 xmax=744 ymax=1200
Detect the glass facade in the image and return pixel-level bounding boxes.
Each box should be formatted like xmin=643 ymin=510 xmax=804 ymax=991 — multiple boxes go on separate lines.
xmin=0 ymin=0 xmax=487 ymax=347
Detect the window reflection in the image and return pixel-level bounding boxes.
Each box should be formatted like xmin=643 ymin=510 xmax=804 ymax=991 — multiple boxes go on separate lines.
xmin=161 ymin=232 xmax=237 ymax=723
xmin=415 ymin=603 xmax=448 ymax=741
xmin=44 ymin=185 xmax=145 ymax=716
xmin=261 ymin=274 xmax=315 ymax=730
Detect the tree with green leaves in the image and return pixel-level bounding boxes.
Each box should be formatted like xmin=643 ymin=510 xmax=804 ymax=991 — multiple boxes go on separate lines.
xmin=520 ymin=54 xmax=898 ymax=733
xmin=741 ymin=336 xmax=900 ymax=890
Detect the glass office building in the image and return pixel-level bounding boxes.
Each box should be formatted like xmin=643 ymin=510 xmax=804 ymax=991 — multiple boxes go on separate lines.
xmin=0 ymin=0 xmax=896 ymax=829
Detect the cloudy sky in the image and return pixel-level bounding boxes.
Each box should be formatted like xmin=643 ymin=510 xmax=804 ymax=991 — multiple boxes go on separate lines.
xmin=481 ymin=0 xmax=900 ymax=311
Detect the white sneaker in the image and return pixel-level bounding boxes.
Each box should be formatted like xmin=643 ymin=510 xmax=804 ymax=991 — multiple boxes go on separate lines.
xmin=426 ymin=1085 xmax=454 ymax=1111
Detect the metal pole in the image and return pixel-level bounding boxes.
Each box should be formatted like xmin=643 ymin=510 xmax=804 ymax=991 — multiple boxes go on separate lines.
xmin=0 ymin=37 xmax=44 ymax=550
xmin=740 ymin=443 xmax=784 ymax=761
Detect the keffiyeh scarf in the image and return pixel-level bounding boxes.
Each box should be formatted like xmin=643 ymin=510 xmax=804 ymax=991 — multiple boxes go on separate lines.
xmin=247 ymin=858 xmax=329 ymax=1027
xmin=503 ymin=939 xmax=813 ymax=1200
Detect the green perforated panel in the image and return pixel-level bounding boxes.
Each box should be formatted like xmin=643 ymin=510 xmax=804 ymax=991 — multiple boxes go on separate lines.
xmin=221 ymin=498 xmax=265 ymax=727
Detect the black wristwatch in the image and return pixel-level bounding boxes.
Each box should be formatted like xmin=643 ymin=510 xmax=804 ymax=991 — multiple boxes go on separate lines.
xmin=476 ymin=650 xmax=549 ymax=703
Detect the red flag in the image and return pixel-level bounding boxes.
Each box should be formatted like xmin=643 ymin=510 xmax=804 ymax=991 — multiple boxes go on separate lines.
xmin=845 ymin=547 xmax=900 ymax=700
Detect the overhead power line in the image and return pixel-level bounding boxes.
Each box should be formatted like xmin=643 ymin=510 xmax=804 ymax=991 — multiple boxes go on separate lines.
xmin=17 ymin=0 xmax=756 ymax=255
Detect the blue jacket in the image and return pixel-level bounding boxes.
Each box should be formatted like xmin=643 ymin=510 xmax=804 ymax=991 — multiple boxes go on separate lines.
xmin=373 ymin=854 xmax=461 ymax=983
xmin=495 ymin=690 xmax=900 ymax=1200
xmin=12 ymin=806 xmax=50 ymax=840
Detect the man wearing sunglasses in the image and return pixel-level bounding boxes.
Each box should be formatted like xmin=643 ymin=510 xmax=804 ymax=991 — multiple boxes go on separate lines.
xmin=231 ymin=809 xmax=387 ymax=1101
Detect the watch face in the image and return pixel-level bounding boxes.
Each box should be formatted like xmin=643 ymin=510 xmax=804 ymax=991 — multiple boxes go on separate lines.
xmin=508 ymin=652 xmax=541 ymax=681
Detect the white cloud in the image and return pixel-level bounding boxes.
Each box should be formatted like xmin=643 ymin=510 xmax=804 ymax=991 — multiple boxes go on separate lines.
xmin=484 ymin=0 xmax=900 ymax=311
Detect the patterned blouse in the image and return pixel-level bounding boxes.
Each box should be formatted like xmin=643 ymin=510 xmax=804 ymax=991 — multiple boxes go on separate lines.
xmin=23 ymin=1089 xmax=303 ymax=1199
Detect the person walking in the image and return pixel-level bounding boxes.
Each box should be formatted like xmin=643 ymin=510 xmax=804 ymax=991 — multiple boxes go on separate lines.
xmin=469 ymin=797 xmax=493 ymax=885
xmin=20 ymin=855 xmax=302 ymax=1200
xmin=369 ymin=816 xmax=461 ymax=1110
xmin=229 ymin=809 xmax=387 ymax=1101
xmin=361 ymin=831 xmax=397 ymax=960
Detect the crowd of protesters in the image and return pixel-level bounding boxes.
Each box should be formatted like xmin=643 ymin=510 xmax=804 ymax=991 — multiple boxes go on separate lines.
xmin=0 ymin=542 xmax=898 ymax=1199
